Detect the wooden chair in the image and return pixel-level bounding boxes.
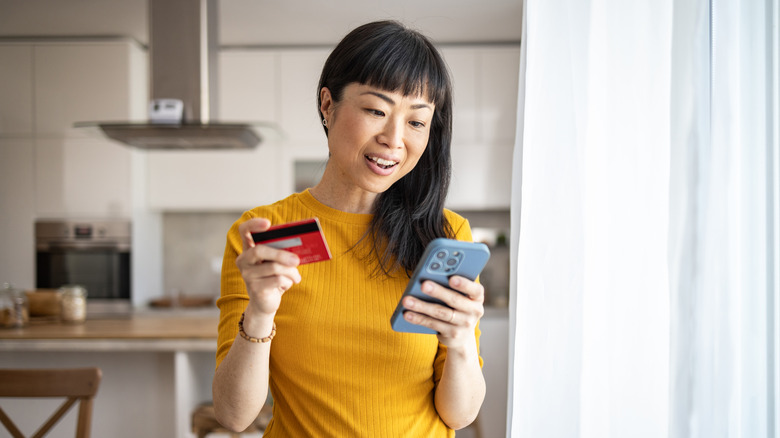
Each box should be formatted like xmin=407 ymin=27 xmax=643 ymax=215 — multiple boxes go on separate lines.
xmin=0 ymin=367 xmax=102 ymax=438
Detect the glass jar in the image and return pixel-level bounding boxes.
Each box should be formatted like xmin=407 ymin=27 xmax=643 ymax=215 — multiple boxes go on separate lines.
xmin=1 ymin=283 xmax=29 ymax=328
xmin=59 ymin=285 xmax=87 ymax=324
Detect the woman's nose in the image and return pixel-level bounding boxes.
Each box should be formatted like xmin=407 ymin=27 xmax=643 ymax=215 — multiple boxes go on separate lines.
xmin=378 ymin=119 xmax=404 ymax=149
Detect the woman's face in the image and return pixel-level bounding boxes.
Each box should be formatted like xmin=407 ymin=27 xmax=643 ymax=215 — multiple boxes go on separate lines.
xmin=319 ymin=83 xmax=435 ymax=197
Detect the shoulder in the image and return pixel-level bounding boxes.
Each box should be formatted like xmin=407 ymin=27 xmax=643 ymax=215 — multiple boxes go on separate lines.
xmin=236 ymin=192 xmax=304 ymax=227
xmin=443 ymin=208 xmax=466 ymax=225
xmin=443 ymin=209 xmax=474 ymax=242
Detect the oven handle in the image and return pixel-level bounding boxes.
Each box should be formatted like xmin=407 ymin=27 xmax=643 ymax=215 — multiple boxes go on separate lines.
xmin=39 ymin=242 xmax=131 ymax=252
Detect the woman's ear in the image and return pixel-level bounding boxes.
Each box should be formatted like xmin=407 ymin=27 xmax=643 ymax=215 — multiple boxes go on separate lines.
xmin=320 ymin=87 xmax=333 ymax=121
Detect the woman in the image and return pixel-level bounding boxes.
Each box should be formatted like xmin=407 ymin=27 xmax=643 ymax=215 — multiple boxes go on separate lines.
xmin=213 ymin=20 xmax=486 ymax=437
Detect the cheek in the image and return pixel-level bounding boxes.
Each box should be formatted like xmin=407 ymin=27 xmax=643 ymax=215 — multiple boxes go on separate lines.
xmin=410 ymin=136 xmax=429 ymax=160
xmin=403 ymin=142 xmax=428 ymax=172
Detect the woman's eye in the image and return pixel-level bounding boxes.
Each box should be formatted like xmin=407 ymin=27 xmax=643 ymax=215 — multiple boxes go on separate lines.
xmin=409 ymin=121 xmax=426 ymax=128
xmin=367 ymin=109 xmax=385 ymax=117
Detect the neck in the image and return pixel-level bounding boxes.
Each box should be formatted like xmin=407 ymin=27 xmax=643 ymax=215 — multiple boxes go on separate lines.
xmin=309 ymin=182 xmax=377 ymax=215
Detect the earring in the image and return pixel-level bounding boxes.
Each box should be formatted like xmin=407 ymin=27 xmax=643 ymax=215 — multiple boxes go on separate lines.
xmin=322 ymin=119 xmax=328 ymax=127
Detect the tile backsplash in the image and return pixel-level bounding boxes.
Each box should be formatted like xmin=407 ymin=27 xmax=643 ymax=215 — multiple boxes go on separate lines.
xmin=163 ymin=212 xmax=243 ymax=300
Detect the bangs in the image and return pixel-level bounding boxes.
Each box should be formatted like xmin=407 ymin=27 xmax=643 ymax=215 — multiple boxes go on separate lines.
xmin=327 ymin=26 xmax=449 ymax=107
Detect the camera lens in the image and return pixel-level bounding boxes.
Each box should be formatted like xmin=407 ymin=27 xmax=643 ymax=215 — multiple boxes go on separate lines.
xmin=430 ymin=262 xmax=441 ymax=270
xmin=436 ymin=251 xmax=447 ymax=259
xmin=446 ymin=258 xmax=458 ymax=266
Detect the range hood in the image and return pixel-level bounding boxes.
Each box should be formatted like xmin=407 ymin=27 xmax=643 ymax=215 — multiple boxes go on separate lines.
xmin=77 ymin=0 xmax=264 ymax=150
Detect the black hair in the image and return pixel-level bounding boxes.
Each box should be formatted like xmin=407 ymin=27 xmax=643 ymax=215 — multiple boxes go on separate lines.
xmin=317 ymin=20 xmax=454 ymax=275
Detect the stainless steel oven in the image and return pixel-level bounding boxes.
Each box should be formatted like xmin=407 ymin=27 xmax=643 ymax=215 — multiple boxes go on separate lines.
xmin=35 ymin=220 xmax=131 ymax=310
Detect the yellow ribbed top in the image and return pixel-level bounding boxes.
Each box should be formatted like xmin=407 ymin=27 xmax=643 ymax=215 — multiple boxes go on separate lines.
xmin=216 ymin=190 xmax=482 ymax=437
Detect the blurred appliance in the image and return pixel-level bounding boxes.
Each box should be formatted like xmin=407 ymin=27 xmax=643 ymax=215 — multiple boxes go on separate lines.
xmin=35 ymin=220 xmax=131 ymax=312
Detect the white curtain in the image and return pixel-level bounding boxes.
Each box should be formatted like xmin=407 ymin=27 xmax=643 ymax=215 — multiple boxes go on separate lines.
xmin=507 ymin=0 xmax=779 ymax=437
xmin=668 ymin=1 xmax=777 ymax=437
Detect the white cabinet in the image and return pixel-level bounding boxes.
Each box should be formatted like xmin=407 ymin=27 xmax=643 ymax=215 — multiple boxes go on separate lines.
xmin=448 ymin=143 xmax=514 ymax=210
xmin=34 ymin=40 xmax=147 ymax=138
xmin=146 ymin=145 xmax=282 ymax=211
xmin=0 ymin=40 xmax=147 ymax=218
xmin=34 ymin=40 xmax=146 ymax=218
xmin=278 ymin=49 xmax=331 ymax=143
xmin=35 ymin=138 xmax=134 ymax=218
xmin=218 ymin=50 xmax=278 ymax=123
xmin=217 ymin=47 xmax=330 ymax=141
xmin=479 ymin=47 xmax=521 ymax=145
xmin=1 ymin=40 xmax=147 ymax=140
xmin=0 ymin=45 xmax=34 ymax=137
xmin=0 ymin=139 xmax=36 ymax=288
xmin=441 ymin=45 xmax=520 ymax=210
xmin=440 ymin=47 xmax=479 ymax=144
xmin=441 ymin=45 xmax=520 ymax=146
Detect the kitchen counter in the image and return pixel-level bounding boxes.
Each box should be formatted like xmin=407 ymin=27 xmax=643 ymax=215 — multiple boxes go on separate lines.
xmin=0 ymin=311 xmax=218 ymax=352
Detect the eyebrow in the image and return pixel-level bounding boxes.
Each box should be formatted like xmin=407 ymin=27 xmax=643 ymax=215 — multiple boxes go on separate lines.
xmin=361 ymin=91 xmax=433 ymax=110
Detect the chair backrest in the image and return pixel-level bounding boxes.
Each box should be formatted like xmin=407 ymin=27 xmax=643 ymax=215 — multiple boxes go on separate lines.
xmin=0 ymin=367 xmax=102 ymax=438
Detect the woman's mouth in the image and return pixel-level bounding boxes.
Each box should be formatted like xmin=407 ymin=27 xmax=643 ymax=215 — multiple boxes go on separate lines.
xmin=366 ymin=155 xmax=398 ymax=169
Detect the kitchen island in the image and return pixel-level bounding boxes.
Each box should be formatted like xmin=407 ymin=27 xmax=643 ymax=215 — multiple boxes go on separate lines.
xmin=0 ymin=310 xmax=219 ymax=438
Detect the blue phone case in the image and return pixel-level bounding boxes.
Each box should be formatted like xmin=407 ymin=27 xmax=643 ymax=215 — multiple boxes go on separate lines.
xmin=390 ymin=238 xmax=491 ymax=334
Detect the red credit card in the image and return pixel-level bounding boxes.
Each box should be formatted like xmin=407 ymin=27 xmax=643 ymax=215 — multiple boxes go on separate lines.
xmin=251 ymin=218 xmax=332 ymax=265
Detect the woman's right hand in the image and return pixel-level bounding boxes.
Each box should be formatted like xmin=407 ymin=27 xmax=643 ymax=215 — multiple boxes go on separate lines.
xmin=235 ymin=218 xmax=302 ymax=317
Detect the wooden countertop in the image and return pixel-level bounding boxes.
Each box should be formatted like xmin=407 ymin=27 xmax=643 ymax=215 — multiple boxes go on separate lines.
xmin=0 ymin=312 xmax=219 ymax=352
xmin=0 ymin=308 xmax=506 ymax=353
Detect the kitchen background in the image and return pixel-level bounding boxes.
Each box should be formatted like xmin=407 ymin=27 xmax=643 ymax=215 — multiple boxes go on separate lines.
xmin=0 ymin=0 xmax=521 ymax=307
xmin=0 ymin=0 xmax=520 ymax=436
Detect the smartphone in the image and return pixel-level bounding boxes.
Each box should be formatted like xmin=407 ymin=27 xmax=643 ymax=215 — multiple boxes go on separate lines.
xmin=390 ymin=238 xmax=491 ymax=334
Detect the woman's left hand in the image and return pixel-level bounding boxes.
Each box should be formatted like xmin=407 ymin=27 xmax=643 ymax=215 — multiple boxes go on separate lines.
xmin=402 ymin=276 xmax=485 ymax=349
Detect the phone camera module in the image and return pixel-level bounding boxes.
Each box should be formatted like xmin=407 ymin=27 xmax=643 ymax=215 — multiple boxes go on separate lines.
xmin=427 ymin=247 xmax=466 ymax=275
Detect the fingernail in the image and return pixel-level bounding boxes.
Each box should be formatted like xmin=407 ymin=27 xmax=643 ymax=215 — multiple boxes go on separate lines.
xmin=422 ymin=282 xmax=432 ymax=293
xmin=451 ymin=277 xmax=461 ymax=287
xmin=405 ymin=297 xmax=415 ymax=308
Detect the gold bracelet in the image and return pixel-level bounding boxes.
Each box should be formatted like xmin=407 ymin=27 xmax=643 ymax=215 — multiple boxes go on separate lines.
xmin=238 ymin=312 xmax=276 ymax=343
